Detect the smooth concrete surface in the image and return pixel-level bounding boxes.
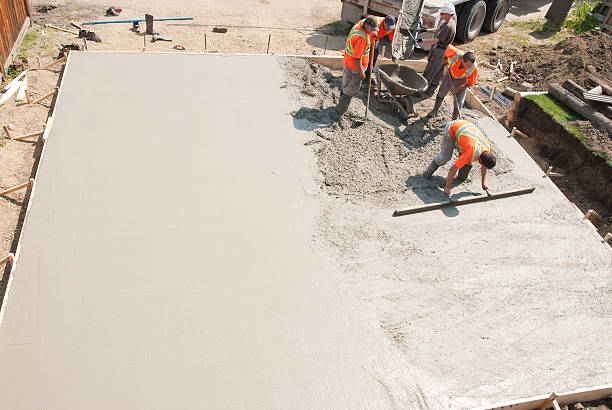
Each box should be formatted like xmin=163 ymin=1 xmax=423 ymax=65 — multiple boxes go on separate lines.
xmin=0 ymin=52 xmax=394 ymax=409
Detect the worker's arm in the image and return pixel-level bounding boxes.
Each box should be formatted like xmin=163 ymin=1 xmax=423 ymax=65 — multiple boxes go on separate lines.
xmin=444 ymin=164 xmax=459 ymax=196
xmin=481 ymin=165 xmax=488 ymax=191
xmin=355 ymin=57 xmax=366 ymax=80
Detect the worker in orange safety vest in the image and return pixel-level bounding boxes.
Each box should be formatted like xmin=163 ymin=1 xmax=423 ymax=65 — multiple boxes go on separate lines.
xmin=336 ymin=16 xmax=378 ymax=115
xmin=364 ymin=15 xmax=397 ymax=79
xmin=428 ymin=45 xmax=478 ymax=120
xmin=423 ymin=119 xmax=496 ymax=196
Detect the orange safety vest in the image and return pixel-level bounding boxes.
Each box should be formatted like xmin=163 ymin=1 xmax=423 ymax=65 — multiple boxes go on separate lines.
xmin=369 ymin=16 xmax=394 ymax=41
xmin=345 ymin=22 xmax=371 ymax=57
xmin=449 ymin=52 xmax=477 ymax=79
xmin=450 ymin=120 xmax=491 ymax=162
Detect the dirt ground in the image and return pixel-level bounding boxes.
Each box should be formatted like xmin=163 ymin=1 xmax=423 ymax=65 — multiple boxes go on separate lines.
xmin=489 ymin=30 xmax=612 ymax=92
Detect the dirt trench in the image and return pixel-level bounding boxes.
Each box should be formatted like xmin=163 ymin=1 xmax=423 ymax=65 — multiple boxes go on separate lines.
xmin=512 ymin=98 xmax=612 ymax=235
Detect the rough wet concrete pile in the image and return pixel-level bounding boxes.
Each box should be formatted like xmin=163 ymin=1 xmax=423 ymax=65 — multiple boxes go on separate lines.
xmin=280 ymin=57 xmax=516 ymax=207
xmin=280 ymin=56 xmax=612 ymax=408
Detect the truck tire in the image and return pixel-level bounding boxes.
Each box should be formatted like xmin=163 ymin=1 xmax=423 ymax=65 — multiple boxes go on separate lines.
xmin=456 ymin=0 xmax=487 ymax=43
xmin=483 ymin=0 xmax=510 ymax=32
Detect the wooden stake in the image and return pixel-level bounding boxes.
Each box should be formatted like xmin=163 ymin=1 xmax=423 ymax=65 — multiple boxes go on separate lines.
xmin=2 ymin=125 xmax=12 ymax=139
xmin=585 ymin=209 xmax=601 ymax=220
xmin=496 ymin=76 xmax=508 ymax=83
xmin=41 ymin=55 xmax=67 ymax=71
xmin=83 ymin=37 xmax=88 ymax=51
xmin=538 ymin=393 xmax=558 ymax=410
xmin=204 ymin=33 xmax=207 ymax=50
xmin=25 ymin=89 xmax=32 ymax=104
xmin=489 ymin=85 xmax=496 ymax=102
xmin=266 ymin=34 xmax=271 ymax=54
xmin=510 ymin=127 xmax=529 ymax=138
xmin=0 ymin=253 xmax=14 ymax=268
xmin=0 ymin=178 xmax=34 ymax=197
xmin=324 ymin=35 xmax=328 ymax=55
xmin=31 ymin=88 xmax=58 ymax=105
xmin=603 ymin=233 xmax=612 ymax=243
xmin=13 ymin=130 xmax=44 ymax=141
xmin=36 ymin=56 xmax=41 ymax=69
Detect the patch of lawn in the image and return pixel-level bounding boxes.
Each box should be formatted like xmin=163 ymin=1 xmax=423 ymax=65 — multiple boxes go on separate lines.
xmin=564 ymin=1 xmax=600 ymax=34
xmin=527 ymin=93 xmax=612 ymax=166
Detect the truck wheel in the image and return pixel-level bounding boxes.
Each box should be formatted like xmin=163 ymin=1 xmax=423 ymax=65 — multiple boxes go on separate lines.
xmin=483 ymin=0 xmax=510 ymax=32
xmin=456 ymin=0 xmax=487 ymax=42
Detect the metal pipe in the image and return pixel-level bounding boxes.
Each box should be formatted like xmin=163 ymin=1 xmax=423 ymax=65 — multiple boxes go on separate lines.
xmin=83 ymin=17 xmax=194 ymax=25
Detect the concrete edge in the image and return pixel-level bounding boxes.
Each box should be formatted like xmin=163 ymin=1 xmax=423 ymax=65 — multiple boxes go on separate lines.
xmin=0 ymin=48 xmax=72 ymax=328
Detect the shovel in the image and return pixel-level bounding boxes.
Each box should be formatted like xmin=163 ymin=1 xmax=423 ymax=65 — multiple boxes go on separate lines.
xmin=447 ymin=63 xmax=463 ymax=119
xmin=355 ymin=40 xmax=376 ymax=125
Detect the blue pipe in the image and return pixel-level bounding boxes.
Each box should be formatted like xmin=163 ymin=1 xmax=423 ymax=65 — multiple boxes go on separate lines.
xmin=83 ymin=17 xmax=194 ymax=25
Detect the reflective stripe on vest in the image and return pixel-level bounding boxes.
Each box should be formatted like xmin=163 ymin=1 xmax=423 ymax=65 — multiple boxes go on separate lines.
xmin=454 ymin=124 xmax=490 ymax=161
xmin=345 ymin=23 xmax=370 ymax=57
xmin=450 ymin=53 xmax=476 ymax=79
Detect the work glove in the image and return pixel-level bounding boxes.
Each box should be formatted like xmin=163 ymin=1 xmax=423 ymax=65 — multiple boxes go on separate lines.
xmin=392 ymin=56 xmax=397 ymax=64
xmin=399 ymin=27 xmax=410 ymax=36
xmin=418 ymin=28 xmax=428 ymax=33
xmin=416 ymin=38 xmax=423 ymax=43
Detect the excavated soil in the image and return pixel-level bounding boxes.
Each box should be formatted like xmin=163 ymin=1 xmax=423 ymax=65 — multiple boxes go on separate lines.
xmin=279 ymin=57 xmax=513 ymax=207
xmin=513 ymin=98 xmax=612 ymax=236
xmin=487 ymin=31 xmax=612 ymax=91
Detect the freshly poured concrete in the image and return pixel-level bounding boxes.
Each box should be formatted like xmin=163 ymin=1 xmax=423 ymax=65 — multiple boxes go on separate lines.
xmin=0 ymin=52 xmax=394 ymax=409
xmin=1 ymin=52 xmax=611 ymax=409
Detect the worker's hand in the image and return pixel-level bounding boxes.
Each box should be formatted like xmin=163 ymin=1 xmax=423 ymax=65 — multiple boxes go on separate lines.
xmin=443 ymin=186 xmax=451 ymax=197
xmin=417 ymin=28 xmax=428 ymax=33
xmin=392 ymin=56 xmax=397 ymax=64
xmin=482 ymin=182 xmax=488 ymax=191
xmin=359 ymin=70 xmax=366 ymax=81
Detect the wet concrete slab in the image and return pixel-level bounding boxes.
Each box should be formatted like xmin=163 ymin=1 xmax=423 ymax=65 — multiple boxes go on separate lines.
xmin=0 ymin=52 xmax=394 ymax=409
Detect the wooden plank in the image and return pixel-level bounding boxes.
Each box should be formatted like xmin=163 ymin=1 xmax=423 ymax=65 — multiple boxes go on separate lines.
xmin=583 ymin=93 xmax=612 ymax=103
xmin=393 ymin=187 xmax=536 ymax=217
xmin=0 ymin=178 xmax=33 ymax=196
xmin=12 ymin=129 xmax=43 ymax=141
xmin=30 ymin=87 xmax=58 ymax=105
xmin=473 ymin=384 xmax=612 ymax=410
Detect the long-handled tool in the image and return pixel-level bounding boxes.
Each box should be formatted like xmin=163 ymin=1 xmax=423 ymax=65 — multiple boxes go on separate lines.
xmin=356 ymin=40 xmax=376 ymax=124
xmin=447 ymin=63 xmax=463 ymax=119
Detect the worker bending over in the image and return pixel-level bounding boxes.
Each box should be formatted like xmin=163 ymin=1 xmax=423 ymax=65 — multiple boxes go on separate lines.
xmin=429 ymin=45 xmax=478 ymax=120
xmin=336 ymin=16 xmax=378 ymax=115
xmin=418 ymin=4 xmax=456 ymax=94
xmin=423 ymin=119 xmax=496 ymax=197
xmin=364 ymin=15 xmax=397 ymax=79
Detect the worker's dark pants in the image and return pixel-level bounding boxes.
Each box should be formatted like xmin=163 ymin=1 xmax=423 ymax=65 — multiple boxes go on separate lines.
xmin=422 ymin=46 xmax=446 ymax=92
xmin=436 ymin=73 xmax=468 ymax=119
xmin=364 ymin=47 xmax=380 ymax=79
xmin=545 ymin=0 xmax=574 ymax=25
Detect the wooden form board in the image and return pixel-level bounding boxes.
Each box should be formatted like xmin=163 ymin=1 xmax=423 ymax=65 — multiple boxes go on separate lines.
xmin=473 ymin=384 xmax=612 ymax=410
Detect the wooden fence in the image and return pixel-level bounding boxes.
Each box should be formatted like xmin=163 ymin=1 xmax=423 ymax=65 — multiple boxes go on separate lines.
xmin=0 ymin=0 xmax=30 ymax=74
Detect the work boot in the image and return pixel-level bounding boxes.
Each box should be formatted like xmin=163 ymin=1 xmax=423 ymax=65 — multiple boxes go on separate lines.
xmin=423 ymin=160 xmax=440 ymax=178
xmin=145 ymin=14 xmax=159 ymax=35
xmin=456 ymin=164 xmax=472 ymax=181
xmin=452 ymin=106 xmax=460 ymax=120
xmin=335 ymin=92 xmax=351 ymax=115
xmin=424 ymin=84 xmax=437 ymax=95
xmin=428 ymin=96 xmax=443 ymax=117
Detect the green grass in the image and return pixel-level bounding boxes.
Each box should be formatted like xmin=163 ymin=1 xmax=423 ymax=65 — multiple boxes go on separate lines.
xmin=564 ymin=1 xmax=601 ymax=34
xmin=509 ymin=18 xmax=551 ymax=32
xmin=20 ymin=28 xmax=39 ymax=53
xmin=527 ymin=93 xmax=612 ymax=166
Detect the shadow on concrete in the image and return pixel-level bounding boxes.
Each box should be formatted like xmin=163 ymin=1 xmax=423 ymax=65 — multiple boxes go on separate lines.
xmin=292 ymin=107 xmax=338 ymax=131
xmin=405 ymin=174 xmax=479 ymax=217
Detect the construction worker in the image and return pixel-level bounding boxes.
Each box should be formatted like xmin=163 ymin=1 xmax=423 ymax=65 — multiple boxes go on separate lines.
xmin=423 ymin=119 xmax=496 ymax=197
xmin=336 ymin=16 xmax=378 ymax=115
xmin=418 ymin=4 xmax=456 ymax=94
xmin=364 ymin=15 xmax=397 ymax=79
xmin=428 ymin=45 xmax=478 ymax=120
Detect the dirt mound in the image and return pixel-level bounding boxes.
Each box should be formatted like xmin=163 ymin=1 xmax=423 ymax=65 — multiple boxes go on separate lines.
xmin=491 ymin=31 xmax=612 ymax=91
